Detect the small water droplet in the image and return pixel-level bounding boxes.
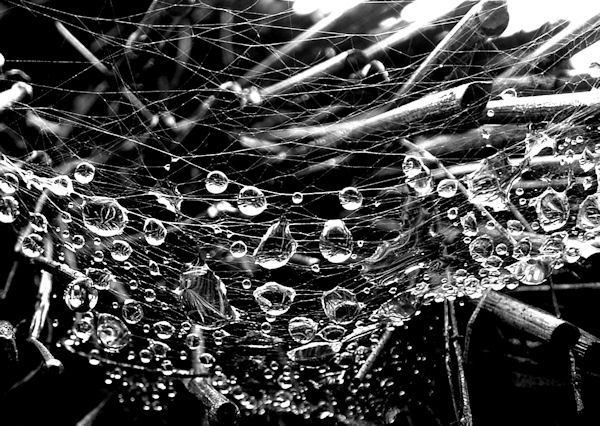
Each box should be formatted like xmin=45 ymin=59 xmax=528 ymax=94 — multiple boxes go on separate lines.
xmin=205 ymin=171 xmax=229 ymax=194
xmin=74 ymin=162 xmax=95 ymax=184
xmin=122 ymin=299 xmax=144 ymax=324
xmin=230 ymin=240 xmax=247 ymax=258
xmin=237 ymin=186 xmax=267 ymax=216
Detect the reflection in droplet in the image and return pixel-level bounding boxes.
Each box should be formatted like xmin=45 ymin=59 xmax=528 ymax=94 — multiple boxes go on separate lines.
xmin=253 ymin=282 xmax=296 ymax=316
xmin=205 ymin=170 xmax=229 ymax=194
xmin=64 ymin=277 xmax=98 ymax=312
xmin=534 ymin=188 xmax=569 ymax=232
xmin=110 ymin=239 xmax=132 ymax=261
xmin=577 ymin=193 xmax=600 ymax=231
xmin=0 ymin=196 xmax=19 ymax=223
xmin=122 ymin=299 xmax=144 ymax=324
xmin=74 ymin=162 xmax=95 ymax=184
xmin=238 ymin=186 xmax=267 ymax=216
xmin=96 ymin=313 xmax=131 ymax=353
xmin=144 ymin=218 xmax=167 ymax=246
xmin=338 ymin=187 xmax=363 ymax=211
xmin=288 ymin=316 xmax=317 ymax=344
xmin=22 ymin=234 xmax=44 ymax=258
xmin=82 ymin=197 xmax=128 ymax=237
xmin=321 ymin=287 xmax=362 ymax=325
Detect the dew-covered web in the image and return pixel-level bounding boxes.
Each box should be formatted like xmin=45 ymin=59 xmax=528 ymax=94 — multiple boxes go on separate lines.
xmin=2 ymin=0 xmax=600 ymax=422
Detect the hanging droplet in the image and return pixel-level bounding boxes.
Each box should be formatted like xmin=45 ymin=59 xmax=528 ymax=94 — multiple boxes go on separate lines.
xmin=253 ymin=282 xmax=296 ymax=316
xmin=176 ymin=264 xmax=238 ymax=330
xmin=230 ymin=240 xmax=247 ymax=258
xmin=0 ymin=173 xmax=18 ymax=194
xmin=82 ymin=197 xmax=128 ymax=237
xmin=253 ymin=217 xmax=297 ymax=269
xmin=577 ymin=193 xmax=600 ymax=231
xmin=205 ymin=171 xmax=229 ymax=194
xmin=110 ymin=240 xmax=132 ymax=262
xmin=96 ymin=313 xmax=131 ymax=353
xmin=64 ymin=277 xmax=98 ymax=312
xmin=460 ymin=211 xmax=478 ymax=236
xmin=153 ymin=321 xmax=175 ymax=339
xmin=321 ymin=287 xmax=362 ymax=325
xmin=534 ymin=187 xmax=569 ymax=232
xmin=237 ymin=186 xmax=267 ymax=216
xmin=0 ymin=196 xmax=19 ymax=223
xmin=22 ymin=234 xmax=44 ymax=258
xmin=288 ymin=316 xmax=317 ymax=344
xmin=122 ymin=299 xmax=144 ymax=324
xmin=437 ymin=179 xmax=458 ymax=198
xmin=74 ymin=162 xmax=96 ymax=184
xmin=469 ymin=235 xmax=494 ymax=263
xmin=143 ymin=218 xmax=167 ymax=246
xmin=338 ymin=187 xmax=363 ymax=211
xmin=319 ymin=219 xmax=353 ymax=263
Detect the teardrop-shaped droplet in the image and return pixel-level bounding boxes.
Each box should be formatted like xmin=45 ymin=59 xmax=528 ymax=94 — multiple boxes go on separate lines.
xmin=577 ymin=193 xmax=600 ymax=231
xmin=143 ymin=218 xmax=167 ymax=246
xmin=177 ymin=264 xmax=238 ymax=330
xmin=122 ymin=299 xmax=144 ymax=324
xmin=437 ymin=179 xmax=458 ymax=198
xmin=205 ymin=170 xmax=229 ymax=194
xmin=0 ymin=196 xmax=19 ymax=223
xmin=534 ymin=187 xmax=569 ymax=232
xmin=465 ymin=154 xmax=515 ymax=211
xmin=338 ymin=187 xmax=363 ymax=211
xmin=253 ymin=217 xmax=297 ymax=269
xmin=253 ymin=282 xmax=296 ymax=316
xmin=64 ymin=277 xmax=98 ymax=312
xmin=74 ymin=162 xmax=95 ymax=184
xmin=288 ymin=316 xmax=317 ymax=344
xmin=22 ymin=234 xmax=44 ymax=258
xmin=82 ymin=197 xmax=128 ymax=237
xmin=110 ymin=239 xmax=132 ymax=261
xmin=96 ymin=313 xmax=131 ymax=353
xmin=460 ymin=211 xmax=478 ymax=236
xmin=319 ymin=219 xmax=353 ymax=263
xmin=237 ymin=186 xmax=267 ymax=216
xmin=321 ymin=287 xmax=362 ymax=325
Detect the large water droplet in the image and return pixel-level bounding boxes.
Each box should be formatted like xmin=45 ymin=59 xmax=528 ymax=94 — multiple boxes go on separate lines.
xmin=64 ymin=277 xmax=98 ymax=312
xmin=506 ymin=256 xmax=554 ymax=285
xmin=74 ymin=162 xmax=95 ymax=184
xmin=82 ymin=197 xmax=128 ymax=237
xmin=143 ymin=218 xmax=167 ymax=246
xmin=96 ymin=313 xmax=131 ymax=353
xmin=338 ymin=187 xmax=363 ymax=211
xmin=122 ymin=299 xmax=144 ymax=324
xmin=288 ymin=316 xmax=317 ymax=344
xmin=319 ymin=219 xmax=353 ymax=263
xmin=253 ymin=217 xmax=297 ymax=269
xmin=465 ymin=154 xmax=517 ymax=211
xmin=534 ymin=187 xmax=569 ymax=232
xmin=321 ymin=287 xmax=362 ymax=325
xmin=237 ymin=186 xmax=267 ymax=216
xmin=577 ymin=193 xmax=600 ymax=231
xmin=205 ymin=170 xmax=229 ymax=194
xmin=0 ymin=196 xmax=19 ymax=223
xmin=253 ymin=282 xmax=296 ymax=316
xmin=177 ymin=264 xmax=238 ymax=330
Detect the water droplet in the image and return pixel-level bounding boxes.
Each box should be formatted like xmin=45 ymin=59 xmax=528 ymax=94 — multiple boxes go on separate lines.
xmin=29 ymin=212 xmax=48 ymax=233
xmin=319 ymin=219 xmax=353 ymax=263
xmin=253 ymin=217 xmax=297 ymax=269
xmin=22 ymin=234 xmax=44 ymax=258
xmin=230 ymin=240 xmax=247 ymax=258
xmin=96 ymin=313 xmax=131 ymax=353
xmin=506 ymin=219 xmax=524 ymax=236
xmin=318 ymin=324 xmax=346 ymax=342
xmin=460 ymin=211 xmax=478 ymax=236
xmin=506 ymin=256 xmax=554 ymax=285
xmin=185 ymin=333 xmax=202 ymax=349
xmin=321 ymin=287 xmax=362 ymax=325
xmin=177 ymin=264 xmax=238 ymax=329
xmin=0 ymin=196 xmax=19 ymax=223
xmin=402 ymin=155 xmax=423 ymax=178
xmin=122 ymin=299 xmax=144 ymax=324
xmin=86 ymin=268 xmax=115 ymax=290
xmin=73 ymin=317 xmax=94 ymax=342
xmin=287 ymin=321 xmax=319 ymax=354
xmin=0 ymin=173 xmax=18 ymax=194
xmin=407 ymin=166 xmax=433 ymax=197
xmin=205 ymin=171 xmax=229 ymax=194
xmin=579 ymin=147 xmax=596 ymax=172
xmin=469 ymin=235 xmax=494 ymax=262
xmin=287 ymin=341 xmax=341 ymax=365
xmin=144 ymin=288 xmax=156 ymax=302
xmin=486 ymin=109 xmax=495 ymax=118
xmin=82 ymin=197 xmax=128 ymax=237
xmin=74 ymin=162 xmax=95 ymax=184
xmin=143 ymin=218 xmax=167 ymax=246
xmin=534 ymin=187 xmax=569 ymax=232
xmin=577 ymin=193 xmax=600 ymax=231
xmin=292 ymin=192 xmax=303 ymax=204
xmin=338 ymin=187 xmax=363 ymax=211
xmin=153 ymin=321 xmax=175 ymax=339
xmin=110 ymin=240 xmax=132 ymax=261
xmin=199 ymin=352 xmax=215 ymax=369
xmin=437 ymin=179 xmax=458 ymax=198
xmin=237 ymin=186 xmax=267 ymax=216
xmin=370 ymin=292 xmax=419 ymax=325
xmin=241 ymin=278 xmax=251 ymax=290
xmin=72 ymin=234 xmax=85 ymax=249
xmin=447 ymin=207 xmax=458 ymax=220
xmin=253 ymin=282 xmax=296 ymax=316
xmin=64 ymin=277 xmax=98 ymax=312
